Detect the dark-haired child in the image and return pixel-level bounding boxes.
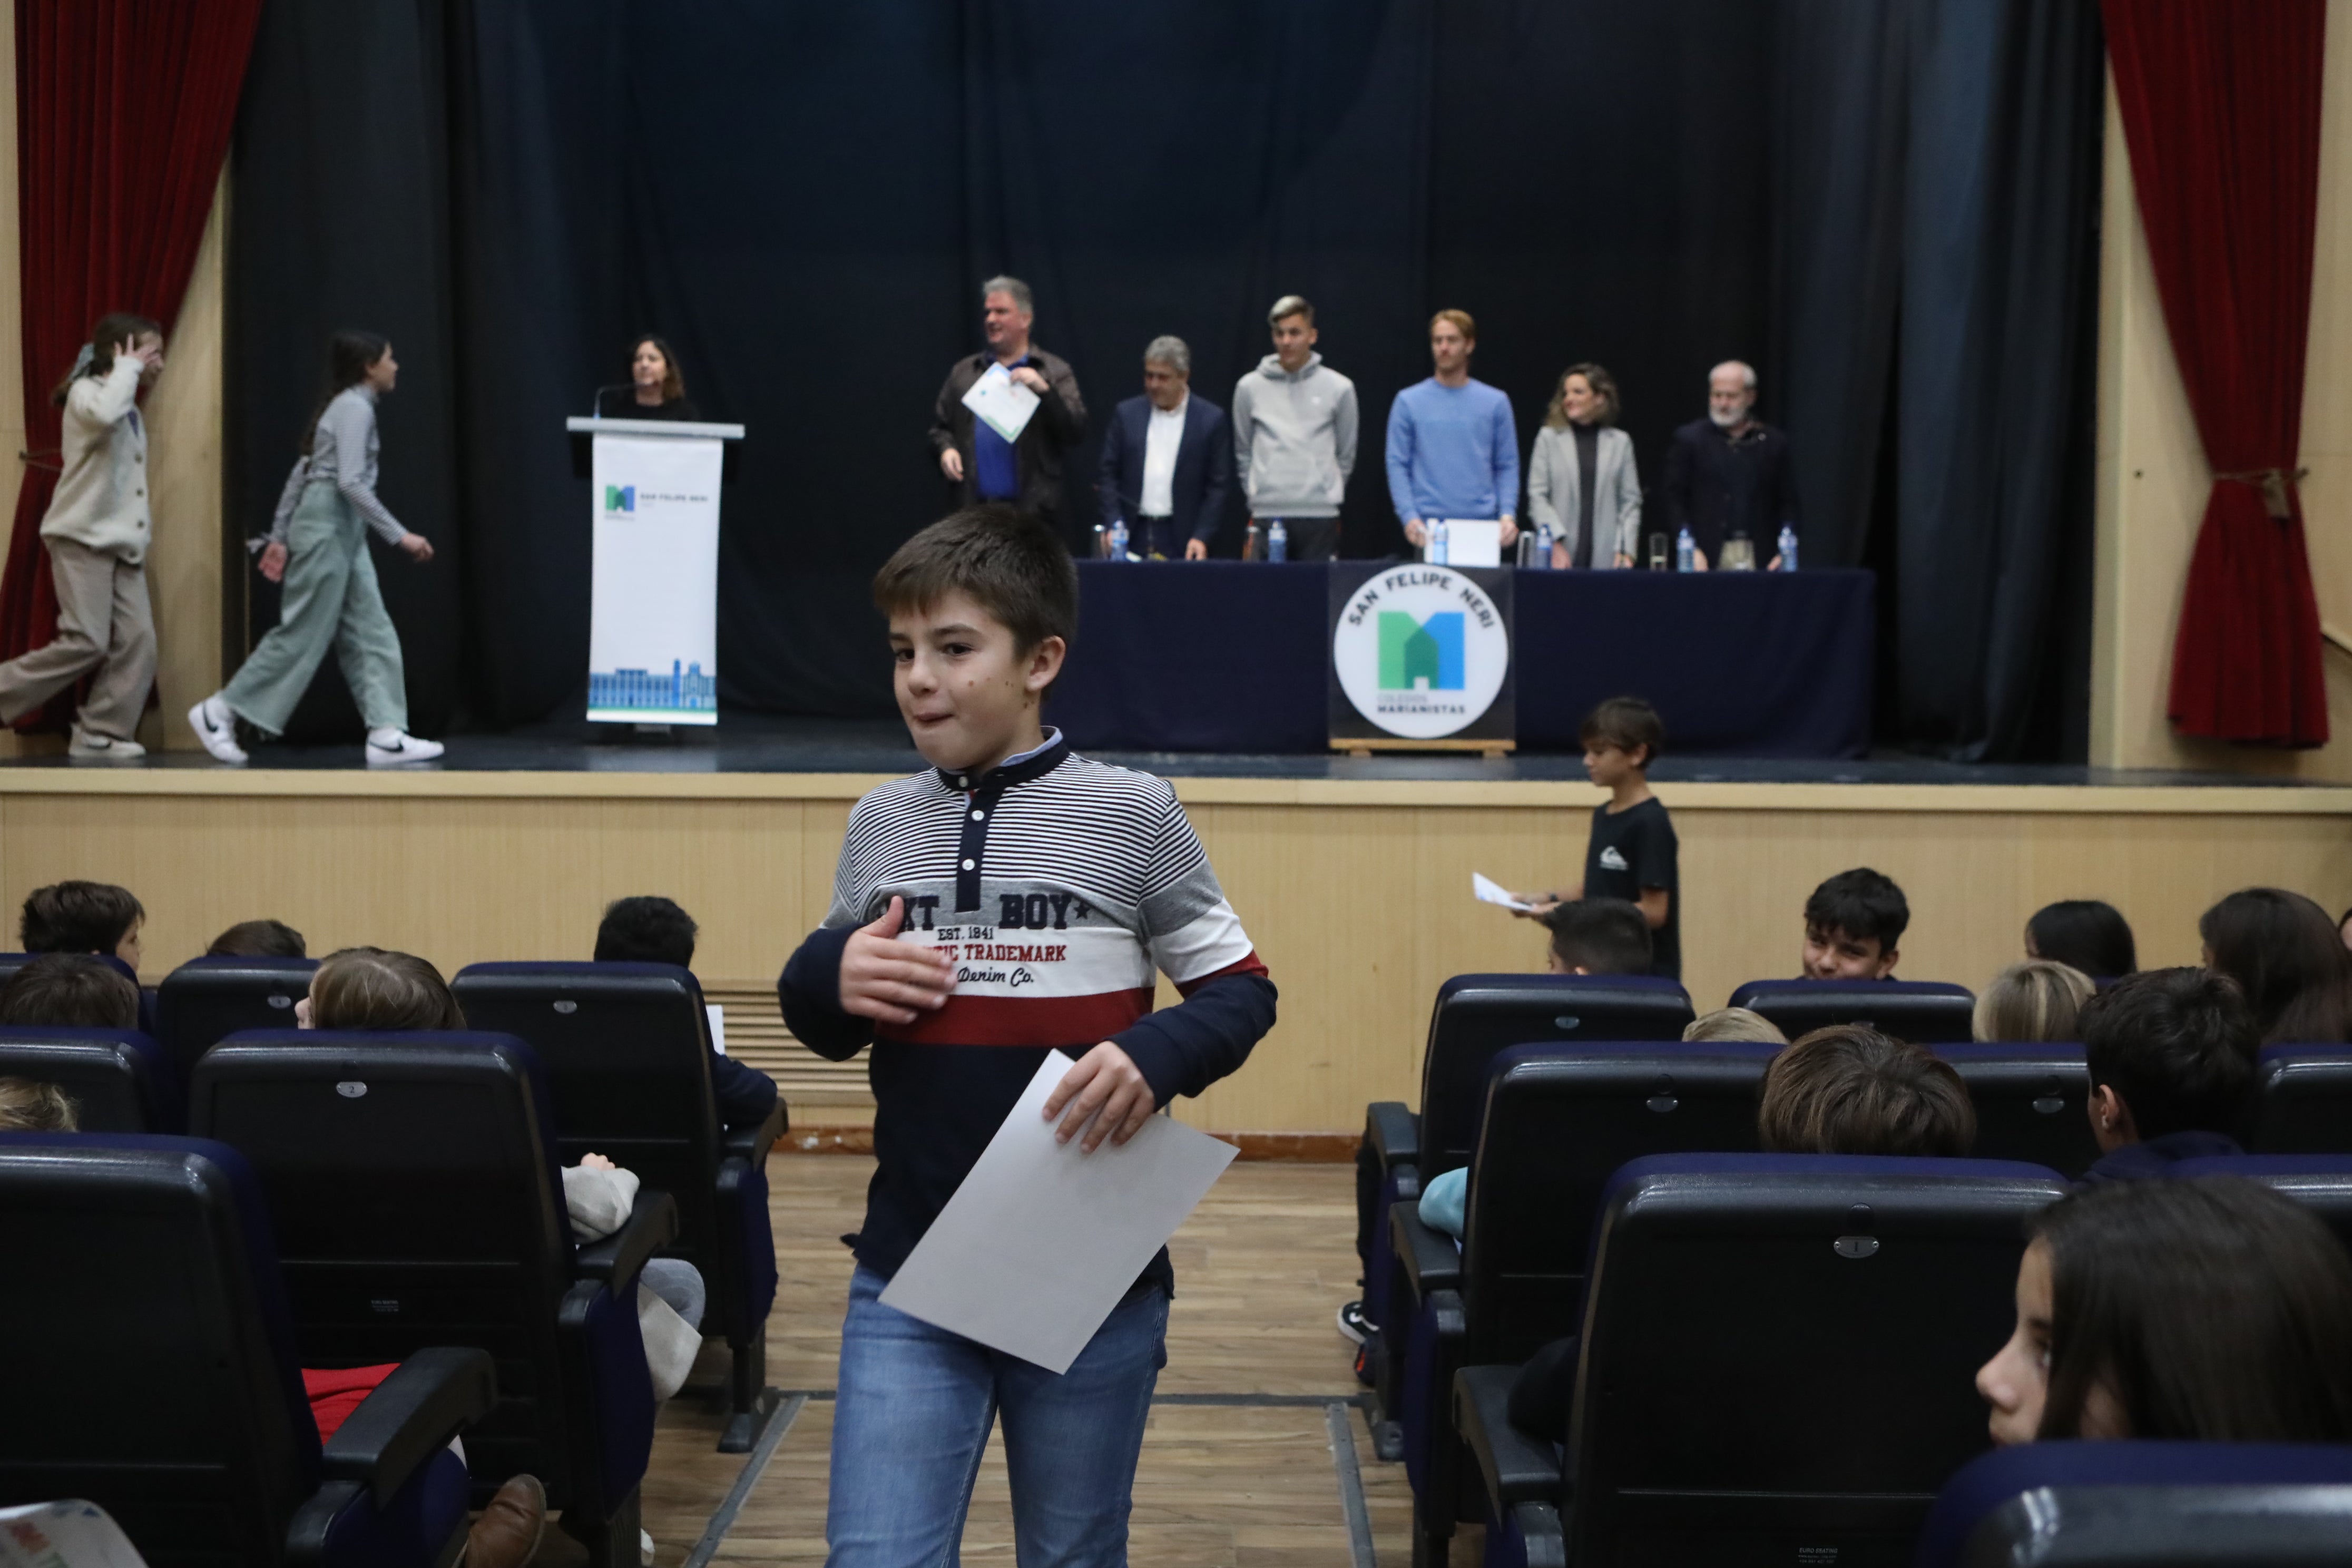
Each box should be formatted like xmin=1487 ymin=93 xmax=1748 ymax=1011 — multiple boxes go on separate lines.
xmin=779 ymin=504 xmax=1276 ymax=1566
xmin=0 ymin=953 xmax=140 ymax=1028
xmin=1515 ymin=695 xmax=1679 ymax=979
xmin=207 ymin=918 xmax=307 ymax=958
xmin=2077 ymin=966 xmax=2257 ymax=1182
xmin=1800 ymin=867 xmax=1907 ymax=979
xmin=21 ymin=880 xmax=143 ymax=968
xmin=594 ymin=893 xmax=780 ymax=1131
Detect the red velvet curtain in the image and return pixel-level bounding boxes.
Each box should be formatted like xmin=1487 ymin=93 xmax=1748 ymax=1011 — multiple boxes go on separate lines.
xmin=2105 ymin=0 xmax=2329 ymax=746
xmin=3 ymin=0 xmax=261 ymax=728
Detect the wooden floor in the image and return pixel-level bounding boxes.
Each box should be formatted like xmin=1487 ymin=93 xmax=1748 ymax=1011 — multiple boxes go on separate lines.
xmin=615 ymin=1155 xmax=1418 ymax=1567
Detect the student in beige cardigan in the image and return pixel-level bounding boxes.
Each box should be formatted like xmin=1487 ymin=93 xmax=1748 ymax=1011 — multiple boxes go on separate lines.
xmin=0 ymin=313 xmax=165 ymax=758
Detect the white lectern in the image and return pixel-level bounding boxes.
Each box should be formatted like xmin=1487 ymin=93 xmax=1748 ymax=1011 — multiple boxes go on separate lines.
xmin=566 ymin=416 xmax=744 ymax=726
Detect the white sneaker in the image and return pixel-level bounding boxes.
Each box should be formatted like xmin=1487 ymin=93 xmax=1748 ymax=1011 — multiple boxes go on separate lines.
xmin=365 ymin=728 xmax=444 ymax=765
xmin=67 ymin=730 xmax=144 ymax=760
xmin=188 ymin=696 xmax=248 ymax=764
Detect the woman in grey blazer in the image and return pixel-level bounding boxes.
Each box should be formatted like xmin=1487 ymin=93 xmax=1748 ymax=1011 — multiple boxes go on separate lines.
xmin=1526 ymin=362 xmax=1640 ymax=569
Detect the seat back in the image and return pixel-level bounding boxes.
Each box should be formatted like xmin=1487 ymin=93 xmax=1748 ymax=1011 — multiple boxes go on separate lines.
xmin=1919 ymin=1442 xmax=2352 ymax=1568
xmin=188 ymin=1032 xmax=607 ymax=1502
xmin=1565 ymin=1154 xmax=2067 ymax=1565
xmin=2248 ymin=1047 xmax=2352 ymax=1154
xmin=1417 ymin=975 xmax=1693 ymax=1179
xmin=2171 ymin=1153 xmax=2352 ymax=1255
xmin=0 ymin=1134 xmax=322 ymax=1567
xmin=154 ymin=957 xmax=319 ymax=1084
xmin=0 ymin=1025 xmax=175 ymax=1132
xmin=1935 ymin=1043 xmax=2100 ymax=1177
xmin=1728 ymin=979 xmax=1978 ymax=1044
xmin=1458 ymin=1043 xmax=1775 ymax=1362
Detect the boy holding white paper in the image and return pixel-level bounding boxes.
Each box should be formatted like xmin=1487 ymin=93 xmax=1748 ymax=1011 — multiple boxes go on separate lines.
xmin=779 ymin=504 xmax=1276 ymax=1568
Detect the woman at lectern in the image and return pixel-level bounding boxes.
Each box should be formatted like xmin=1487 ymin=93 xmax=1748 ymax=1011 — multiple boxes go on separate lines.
xmin=188 ymin=330 xmax=442 ymax=767
xmin=595 ymin=335 xmax=701 ymax=420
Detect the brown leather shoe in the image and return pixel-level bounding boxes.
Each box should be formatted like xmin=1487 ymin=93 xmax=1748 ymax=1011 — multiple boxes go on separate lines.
xmin=464 ymin=1473 xmax=547 ymax=1568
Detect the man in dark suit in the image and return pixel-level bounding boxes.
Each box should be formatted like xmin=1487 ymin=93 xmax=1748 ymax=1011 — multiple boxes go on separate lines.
xmin=1095 ymin=335 xmax=1233 ymax=560
xmin=929 ymin=276 xmax=1089 ymax=542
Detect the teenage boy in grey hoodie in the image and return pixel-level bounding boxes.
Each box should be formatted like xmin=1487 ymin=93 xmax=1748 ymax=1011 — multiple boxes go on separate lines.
xmin=1231 ymin=296 xmax=1359 ymax=562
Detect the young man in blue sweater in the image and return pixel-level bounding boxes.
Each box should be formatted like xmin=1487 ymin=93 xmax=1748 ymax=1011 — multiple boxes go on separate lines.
xmin=1386 ymin=309 xmax=1520 ymax=556
xmin=779 ymin=505 xmax=1277 ymax=1567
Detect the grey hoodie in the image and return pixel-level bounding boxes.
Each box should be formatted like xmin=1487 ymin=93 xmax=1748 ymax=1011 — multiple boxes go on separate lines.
xmin=1231 ymin=352 xmax=1358 ymax=518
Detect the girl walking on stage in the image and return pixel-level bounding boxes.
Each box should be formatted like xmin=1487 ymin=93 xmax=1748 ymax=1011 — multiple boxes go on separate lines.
xmin=189 ymin=330 xmax=443 ymax=766
xmin=0 ymin=313 xmax=167 ymax=758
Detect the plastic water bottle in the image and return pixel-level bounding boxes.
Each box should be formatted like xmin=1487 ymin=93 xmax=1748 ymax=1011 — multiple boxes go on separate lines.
xmin=1533 ymin=520 xmax=1554 ymax=570
xmin=1778 ymin=524 xmax=1799 ymax=572
xmin=1675 ymin=527 xmax=1695 ymax=573
xmin=1428 ymin=519 xmax=1450 ymax=565
xmin=1107 ymin=516 xmax=1129 ymax=562
xmin=1268 ymin=519 xmax=1288 ymax=562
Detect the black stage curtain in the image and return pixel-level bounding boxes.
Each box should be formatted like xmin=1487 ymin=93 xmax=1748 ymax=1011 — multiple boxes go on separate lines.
xmin=228 ymin=0 xmax=2101 ymax=759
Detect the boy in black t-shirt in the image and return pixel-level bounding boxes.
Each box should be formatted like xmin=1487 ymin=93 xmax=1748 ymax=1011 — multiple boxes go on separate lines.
xmin=1516 ymin=696 xmax=1680 ymax=979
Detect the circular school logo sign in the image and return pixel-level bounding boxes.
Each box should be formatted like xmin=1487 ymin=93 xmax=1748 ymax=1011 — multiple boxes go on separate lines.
xmin=1332 ymin=565 xmax=1510 ymax=738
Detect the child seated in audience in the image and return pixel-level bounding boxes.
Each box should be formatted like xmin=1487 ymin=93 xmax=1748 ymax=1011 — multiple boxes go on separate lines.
xmin=1504 ymin=1024 xmax=1973 ymax=1440
xmin=19 ymin=879 xmax=142 ymax=968
xmin=0 ymin=1076 xmax=77 ymax=1131
xmin=2200 ymin=887 xmax=2352 ymax=1045
xmin=1973 ymin=959 xmax=2094 ymax=1043
xmin=205 ymin=918 xmax=307 ymax=958
xmin=1683 ymin=1006 xmax=1786 ymax=1043
xmin=593 ymin=893 xmax=780 ymax=1131
xmin=1977 ymin=1176 xmax=2352 ymax=1444
xmin=1799 ymin=868 xmax=1907 ymax=979
xmin=1538 ymin=896 xmax=1654 ymax=976
xmin=0 ymin=952 xmax=140 ymax=1028
xmin=1511 ymin=696 xmax=1680 ymax=980
xmin=2025 ymin=899 xmax=2135 ymax=979
xmin=2077 ymin=967 xmax=2258 ymax=1183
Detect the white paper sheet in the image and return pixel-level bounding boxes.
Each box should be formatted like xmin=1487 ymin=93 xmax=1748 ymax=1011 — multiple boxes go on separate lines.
xmin=960 ymin=362 xmax=1043 ymax=444
xmin=705 ymin=1003 xmax=727 ymax=1056
xmin=1438 ymin=519 xmax=1503 ymax=567
xmin=1473 ymin=871 xmax=1535 ymax=912
xmin=0 ymin=1501 xmax=152 ymax=1568
xmin=879 ymin=1053 xmax=1237 ymax=1373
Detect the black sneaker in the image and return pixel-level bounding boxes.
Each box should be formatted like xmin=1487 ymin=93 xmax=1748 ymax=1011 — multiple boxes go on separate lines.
xmin=1336 ymin=1299 xmax=1372 ymax=1345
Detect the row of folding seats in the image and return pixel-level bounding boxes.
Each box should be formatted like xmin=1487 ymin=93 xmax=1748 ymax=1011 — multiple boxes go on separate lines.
xmin=1455 ymin=1152 xmax=2352 ymax=1568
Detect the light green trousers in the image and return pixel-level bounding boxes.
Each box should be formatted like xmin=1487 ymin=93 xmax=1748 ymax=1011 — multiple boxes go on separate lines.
xmin=223 ymin=481 xmax=408 ymax=737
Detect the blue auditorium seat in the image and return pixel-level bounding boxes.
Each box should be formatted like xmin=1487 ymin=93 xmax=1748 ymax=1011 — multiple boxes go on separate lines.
xmin=0 ymin=1134 xmax=496 ymax=1568
xmin=450 ymin=960 xmax=786 ymax=1451
xmin=2171 ymin=1153 xmax=2352 ymax=1253
xmin=1918 ymin=1442 xmax=2352 ymax=1568
xmin=0 ymin=1025 xmax=177 ymax=1131
xmin=190 ymin=1032 xmax=672 ymax=1568
xmin=154 ymin=955 xmax=318 ymax=1083
xmin=1391 ymin=1044 xmax=1775 ymax=1565
xmin=2246 ymin=1045 xmax=2352 ymax=1154
xmin=1729 ymin=978 xmax=1978 ymax=1043
xmin=1934 ymin=1042 xmax=2100 ymax=1177
xmin=1457 ymin=1154 xmax=2067 ymax=1568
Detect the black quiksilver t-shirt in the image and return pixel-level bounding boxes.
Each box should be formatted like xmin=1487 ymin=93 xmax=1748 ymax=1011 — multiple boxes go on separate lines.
xmin=1583 ymin=796 xmax=1680 ymax=979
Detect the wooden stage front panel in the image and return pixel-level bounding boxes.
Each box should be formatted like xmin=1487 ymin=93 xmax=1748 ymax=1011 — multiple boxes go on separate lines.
xmin=2 ymin=767 xmax=2346 ymax=1136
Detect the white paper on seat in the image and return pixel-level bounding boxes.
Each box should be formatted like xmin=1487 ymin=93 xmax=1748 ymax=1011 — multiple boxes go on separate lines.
xmin=960 ymin=362 xmax=1042 ymax=444
xmin=1439 ymin=520 xmax=1503 ymax=567
xmin=705 ymin=1004 xmax=727 ymax=1056
xmin=878 ymin=1052 xmax=1237 ymax=1373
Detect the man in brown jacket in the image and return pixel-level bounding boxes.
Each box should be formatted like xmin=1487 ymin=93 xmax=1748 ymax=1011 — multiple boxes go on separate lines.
xmin=929 ymin=276 xmax=1088 ymax=545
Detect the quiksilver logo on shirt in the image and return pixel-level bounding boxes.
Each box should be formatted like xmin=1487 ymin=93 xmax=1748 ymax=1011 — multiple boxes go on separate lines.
xmin=1599 ymin=847 xmax=1630 ymax=872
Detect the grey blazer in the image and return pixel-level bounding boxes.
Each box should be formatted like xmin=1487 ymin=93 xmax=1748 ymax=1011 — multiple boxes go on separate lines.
xmin=1526 ymin=423 xmax=1641 ymax=568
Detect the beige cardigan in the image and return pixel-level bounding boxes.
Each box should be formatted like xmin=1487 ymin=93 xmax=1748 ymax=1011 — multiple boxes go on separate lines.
xmin=41 ymin=358 xmax=151 ymax=564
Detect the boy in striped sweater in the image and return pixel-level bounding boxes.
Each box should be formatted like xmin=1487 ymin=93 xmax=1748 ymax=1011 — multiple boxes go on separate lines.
xmin=780 ymin=505 xmax=1277 ymax=1567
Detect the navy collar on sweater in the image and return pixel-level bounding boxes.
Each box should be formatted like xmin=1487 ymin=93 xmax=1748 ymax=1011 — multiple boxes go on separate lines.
xmin=2079 ymin=1128 xmax=2244 ymax=1185
xmin=933 ymin=728 xmax=1068 ymax=794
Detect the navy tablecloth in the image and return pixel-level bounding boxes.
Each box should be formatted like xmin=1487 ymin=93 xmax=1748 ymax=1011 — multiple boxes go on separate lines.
xmin=1050 ymin=562 xmax=1874 ymax=758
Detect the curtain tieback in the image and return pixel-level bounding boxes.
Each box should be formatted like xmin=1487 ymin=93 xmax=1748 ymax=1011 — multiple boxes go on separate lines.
xmin=2213 ymin=466 xmax=2307 ymax=519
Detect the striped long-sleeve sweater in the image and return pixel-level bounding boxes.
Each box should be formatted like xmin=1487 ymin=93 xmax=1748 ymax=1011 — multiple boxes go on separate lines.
xmin=779 ymin=731 xmax=1276 ymax=1286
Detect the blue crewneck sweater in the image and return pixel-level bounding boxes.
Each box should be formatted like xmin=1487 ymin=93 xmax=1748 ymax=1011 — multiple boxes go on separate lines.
xmin=1384 ymin=377 xmax=1520 ymax=524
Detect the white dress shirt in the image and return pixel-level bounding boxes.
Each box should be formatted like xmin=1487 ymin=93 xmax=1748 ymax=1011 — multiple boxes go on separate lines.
xmin=1139 ymin=395 xmax=1188 ymax=516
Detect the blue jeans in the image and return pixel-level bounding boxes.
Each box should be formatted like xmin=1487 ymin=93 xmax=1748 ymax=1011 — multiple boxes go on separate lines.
xmin=827 ymin=1266 xmax=1168 ymax=1568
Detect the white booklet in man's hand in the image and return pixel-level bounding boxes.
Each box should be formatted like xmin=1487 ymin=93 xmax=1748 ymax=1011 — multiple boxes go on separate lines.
xmin=961 ymin=362 xmax=1042 ymax=444
xmin=879 ymin=1052 xmax=1237 ymax=1373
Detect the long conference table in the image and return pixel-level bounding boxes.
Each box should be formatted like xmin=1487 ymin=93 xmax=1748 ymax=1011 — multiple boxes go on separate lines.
xmin=1048 ymin=562 xmax=1875 ymax=758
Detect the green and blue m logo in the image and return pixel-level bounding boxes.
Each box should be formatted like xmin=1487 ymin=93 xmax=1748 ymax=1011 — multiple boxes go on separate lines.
xmin=1377 ymin=611 xmax=1464 ymax=691
xmin=603 ymin=484 xmax=636 ymax=513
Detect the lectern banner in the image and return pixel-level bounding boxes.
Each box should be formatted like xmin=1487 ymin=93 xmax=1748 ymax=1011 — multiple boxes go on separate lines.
xmin=587 ymin=433 xmax=721 ymax=723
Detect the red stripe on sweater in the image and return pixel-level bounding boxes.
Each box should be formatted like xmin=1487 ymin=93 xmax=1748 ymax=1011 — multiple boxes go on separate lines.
xmin=878 ymin=988 xmax=1157 ymax=1047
